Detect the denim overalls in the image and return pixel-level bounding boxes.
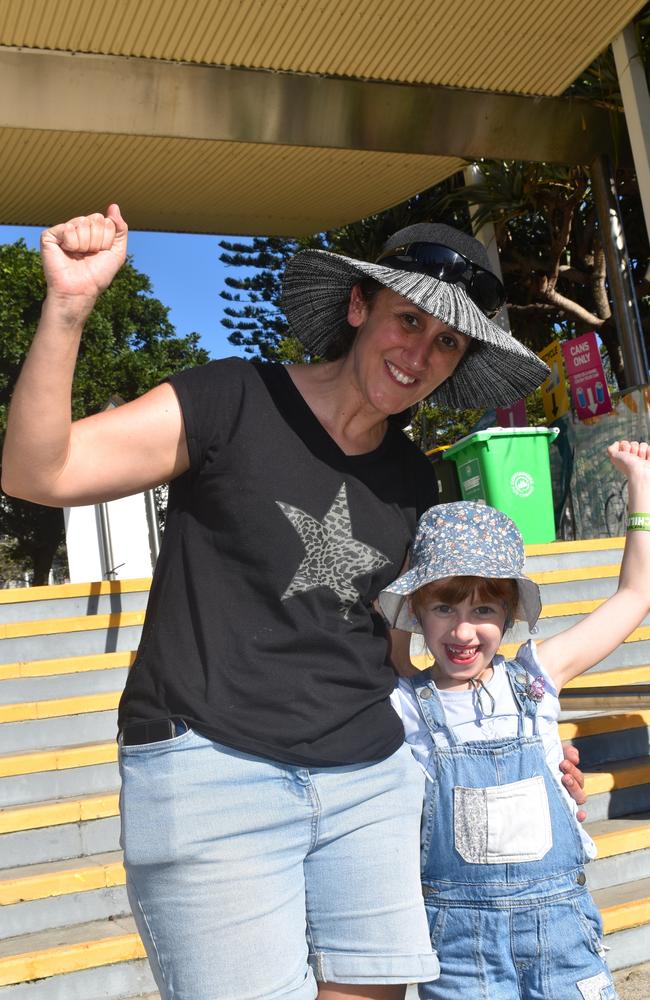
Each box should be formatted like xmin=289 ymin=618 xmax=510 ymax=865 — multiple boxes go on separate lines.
xmin=411 ymin=662 xmax=618 ymax=1000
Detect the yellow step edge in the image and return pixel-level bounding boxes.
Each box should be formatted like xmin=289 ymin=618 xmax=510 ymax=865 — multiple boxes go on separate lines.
xmin=558 ymin=710 xmax=650 ymax=741
xmin=566 ymin=665 xmax=650 ymax=689
xmin=0 ymin=610 xmax=145 ymax=641
xmin=583 ymin=762 xmax=650 ymax=796
xmin=542 ymin=598 xmax=605 ymax=619
xmin=0 ymin=691 xmax=120 ymax=724
xmin=525 ymin=538 xmax=624 ymax=556
xmin=0 ymin=578 xmax=151 ymax=605
xmin=0 ymin=742 xmax=117 ymax=778
xmin=592 ymin=824 xmax=650 ymax=861
xmin=601 ymin=897 xmax=650 ymax=935
xmin=0 ymin=932 xmax=145 ymax=988
xmin=0 ymin=793 xmax=119 ymax=835
xmin=531 ymin=564 xmax=620 ymax=585
xmin=0 ymin=651 xmax=136 ymax=681
xmin=500 ymin=626 xmax=650 ymax=661
xmin=0 ymin=859 xmax=125 ymax=905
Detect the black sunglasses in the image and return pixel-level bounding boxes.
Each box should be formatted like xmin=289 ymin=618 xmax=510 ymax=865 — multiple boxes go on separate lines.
xmin=375 ymin=242 xmax=505 ymax=318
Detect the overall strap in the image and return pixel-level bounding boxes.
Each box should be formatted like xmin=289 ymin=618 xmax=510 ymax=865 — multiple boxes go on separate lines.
xmin=408 ymin=672 xmax=459 ymax=746
xmin=504 ymin=658 xmax=541 ymax=737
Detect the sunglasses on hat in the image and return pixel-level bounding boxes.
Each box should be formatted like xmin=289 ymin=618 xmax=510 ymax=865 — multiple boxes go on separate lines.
xmin=375 ymin=242 xmax=506 ymax=318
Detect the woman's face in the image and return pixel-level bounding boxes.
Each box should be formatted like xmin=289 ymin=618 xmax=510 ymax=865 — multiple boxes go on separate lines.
xmin=345 ymin=285 xmax=471 ymax=416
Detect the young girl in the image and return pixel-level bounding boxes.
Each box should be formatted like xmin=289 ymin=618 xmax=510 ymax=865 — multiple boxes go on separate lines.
xmin=379 ymin=440 xmax=650 ymax=1000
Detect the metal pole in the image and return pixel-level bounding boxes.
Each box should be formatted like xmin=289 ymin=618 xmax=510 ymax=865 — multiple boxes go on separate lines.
xmin=590 ymin=153 xmax=649 ymax=388
xmin=145 ymin=487 xmax=161 ymax=564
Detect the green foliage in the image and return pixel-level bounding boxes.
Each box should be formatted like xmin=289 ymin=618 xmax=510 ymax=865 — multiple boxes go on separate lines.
xmin=0 ymin=240 xmax=210 ymax=585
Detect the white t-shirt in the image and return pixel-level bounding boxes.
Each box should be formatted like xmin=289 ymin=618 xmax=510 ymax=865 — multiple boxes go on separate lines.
xmin=391 ymin=640 xmax=596 ymax=859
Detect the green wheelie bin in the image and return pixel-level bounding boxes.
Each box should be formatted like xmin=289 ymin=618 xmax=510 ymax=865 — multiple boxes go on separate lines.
xmin=443 ymin=427 xmax=559 ymax=543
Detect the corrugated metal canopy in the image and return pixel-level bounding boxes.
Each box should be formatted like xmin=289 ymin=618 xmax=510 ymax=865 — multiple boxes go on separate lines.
xmin=0 ymin=0 xmax=643 ymax=234
xmin=1 ymin=0 xmax=642 ymax=96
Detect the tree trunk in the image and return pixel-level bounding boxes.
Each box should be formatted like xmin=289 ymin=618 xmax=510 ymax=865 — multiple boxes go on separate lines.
xmin=30 ymin=507 xmax=65 ymax=586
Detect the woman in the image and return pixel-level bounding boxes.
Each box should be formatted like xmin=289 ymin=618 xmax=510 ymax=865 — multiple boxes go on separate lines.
xmin=2 ymin=208 xmax=584 ymax=1000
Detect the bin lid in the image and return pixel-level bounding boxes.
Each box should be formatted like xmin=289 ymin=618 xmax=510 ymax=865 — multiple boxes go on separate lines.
xmin=444 ymin=425 xmax=560 ymax=457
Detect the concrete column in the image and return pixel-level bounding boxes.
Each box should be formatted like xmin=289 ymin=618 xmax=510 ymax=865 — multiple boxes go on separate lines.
xmin=463 ymin=164 xmax=511 ymax=333
xmin=590 ymin=154 xmax=649 ymax=388
xmin=612 ymin=22 xmax=650 ymax=250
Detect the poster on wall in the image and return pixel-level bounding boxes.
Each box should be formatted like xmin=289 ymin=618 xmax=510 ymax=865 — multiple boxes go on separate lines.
xmin=561 ymin=331 xmax=612 ymax=420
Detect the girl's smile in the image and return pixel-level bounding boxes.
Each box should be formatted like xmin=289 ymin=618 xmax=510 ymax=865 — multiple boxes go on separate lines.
xmin=414 ymin=591 xmax=507 ymax=691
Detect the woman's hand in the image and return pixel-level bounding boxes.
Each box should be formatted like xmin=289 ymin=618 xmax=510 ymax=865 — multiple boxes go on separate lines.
xmin=40 ymin=204 xmax=128 ymax=305
xmin=560 ymin=743 xmax=586 ymax=822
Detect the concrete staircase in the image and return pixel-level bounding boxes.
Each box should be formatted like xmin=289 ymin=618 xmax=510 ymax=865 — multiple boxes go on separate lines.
xmin=0 ymin=580 xmax=155 ymax=999
xmin=1 ymin=540 xmax=649 ymax=995
xmin=511 ymin=537 xmax=650 ymax=973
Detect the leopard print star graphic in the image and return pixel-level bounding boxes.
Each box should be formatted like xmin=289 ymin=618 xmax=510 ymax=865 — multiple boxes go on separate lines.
xmin=276 ymin=482 xmax=391 ymax=620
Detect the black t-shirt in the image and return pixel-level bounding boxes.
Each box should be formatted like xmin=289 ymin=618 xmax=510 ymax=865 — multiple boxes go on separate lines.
xmin=118 ymin=358 xmax=437 ymax=765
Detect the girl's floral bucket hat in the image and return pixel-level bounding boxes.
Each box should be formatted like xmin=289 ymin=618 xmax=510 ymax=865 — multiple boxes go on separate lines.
xmin=378 ymin=501 xmax=542 ymax=634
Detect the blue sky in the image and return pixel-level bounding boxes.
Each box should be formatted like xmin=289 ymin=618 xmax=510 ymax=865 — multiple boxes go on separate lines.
xmin=0 ymin=224 xmax=249 ymax=360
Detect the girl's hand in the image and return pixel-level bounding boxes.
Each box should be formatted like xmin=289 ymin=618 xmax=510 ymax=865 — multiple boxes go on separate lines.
xmin=607 ymin=440 xmax=650 ymax=481
xmin=40 ymin=204 xmax=128 ymax=302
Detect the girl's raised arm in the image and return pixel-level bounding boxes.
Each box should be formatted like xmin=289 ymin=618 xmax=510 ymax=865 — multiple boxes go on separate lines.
xmin=2 ymin=206 xmax=189 ymax=507
xmin=538 ymin=440 xmax=650 ymax=690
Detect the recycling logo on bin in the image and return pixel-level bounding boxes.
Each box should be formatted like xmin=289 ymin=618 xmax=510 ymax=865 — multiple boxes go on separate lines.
xmin=510 ymin=471 xmax=535 ymax=497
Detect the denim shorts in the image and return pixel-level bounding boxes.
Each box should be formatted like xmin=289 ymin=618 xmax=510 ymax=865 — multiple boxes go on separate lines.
xmin=119 ymin=726 xmax=438 ymax=1000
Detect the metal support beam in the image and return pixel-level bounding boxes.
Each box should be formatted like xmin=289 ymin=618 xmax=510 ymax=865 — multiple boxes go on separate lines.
xmin=0 ymin=46 xmax=629 ymax=165
xmin=591 ymin=154 xmax=649 ymax=388
xmin=612 ymin=22 xmax=650 ymax=249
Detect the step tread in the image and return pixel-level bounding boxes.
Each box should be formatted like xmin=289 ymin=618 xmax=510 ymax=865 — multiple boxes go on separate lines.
xmin=0 ymin=690 xmax=120 ymax=724
xmin=593 ymin=876 xmax=650 ymax=910
xmin=0 ymin=790 xmax=119 ymax=834
xmin=0 ymin=850 xmax=123 ymax=884
xmin=0 ymin=741 xmax=117 ymax=778
xmin=0 ymin=852 xmax=124 ymax=905
xmin=587 ymin=812 xmax=650 ymax=839
xmin=0 ymin=579 xmax=151 ymax=606
xmin=566 ymin=665 xmax=650 ymax=689
xmin=500 ymin=626 xmax=650 ymax=660
xmin=0 ymin=651 xmax=136 ymax=681
xmin=588 ymin=814 xmax=650 ymax=859
xmin=558 ymin=710 xmax=650 ymax=741
xmin=0 ymin=610 xmax=145 ymax=641
xmin=584 ymin=757 xmax=650 ymax=795
xmin=0 ymin=916 xmax=143 ymax=987
xmin=531 ymin=564 xmax=621 ymax=585
xmin=525 ymin=538 xmax=624 ymax=556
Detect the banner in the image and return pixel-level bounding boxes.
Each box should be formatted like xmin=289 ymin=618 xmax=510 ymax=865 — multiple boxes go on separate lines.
xmin=496 ymin=399 xmax=528 ymax=427
xmin=538 ymin=340 xmax=570 ymax=423
xmin=561 ymin=331 xmax=612 ymax=420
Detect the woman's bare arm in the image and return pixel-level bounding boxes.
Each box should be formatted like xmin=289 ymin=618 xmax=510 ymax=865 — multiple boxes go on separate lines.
xmin=2 ymin=206 xmax=189 ymax=506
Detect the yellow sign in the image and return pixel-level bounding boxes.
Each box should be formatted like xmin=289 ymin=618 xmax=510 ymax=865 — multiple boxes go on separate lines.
xmin=538 ymin=341 xmax=570 ymax=423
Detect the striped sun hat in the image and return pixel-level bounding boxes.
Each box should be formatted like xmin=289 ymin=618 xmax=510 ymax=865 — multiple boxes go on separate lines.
xmin=281 ymin=223 xmax=549 ymax=408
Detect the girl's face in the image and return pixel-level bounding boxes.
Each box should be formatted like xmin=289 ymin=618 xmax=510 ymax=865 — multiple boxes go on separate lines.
xmin=414 ymin=586 xmax=507 ymax=690
xmin=344 ymin=285 xmax=471 ymax=416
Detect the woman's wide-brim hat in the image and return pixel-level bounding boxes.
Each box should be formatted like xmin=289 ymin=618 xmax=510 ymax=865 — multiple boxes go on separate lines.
xmin=378 ymin=501 xmax=542 ymax=633
xmin=282 ymin=223 xmax=549 ymax=408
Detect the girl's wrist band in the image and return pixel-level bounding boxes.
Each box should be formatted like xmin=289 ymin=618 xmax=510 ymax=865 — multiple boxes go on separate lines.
xmin=627 ymin=513 xmax=650 ymax=531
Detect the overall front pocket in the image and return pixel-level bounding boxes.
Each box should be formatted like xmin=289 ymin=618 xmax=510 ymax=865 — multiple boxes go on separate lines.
xmin=454 ymin=774 xmax=552 ymax=864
